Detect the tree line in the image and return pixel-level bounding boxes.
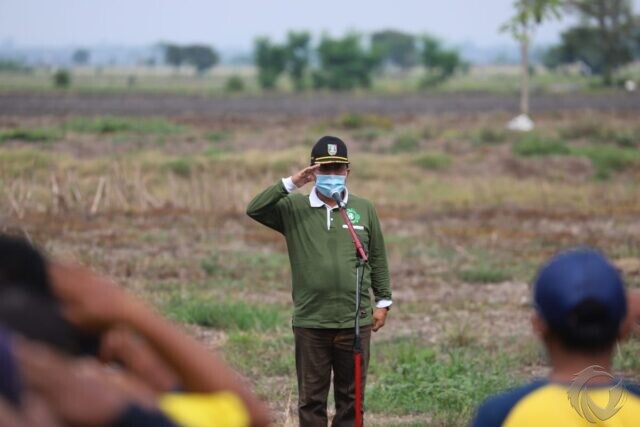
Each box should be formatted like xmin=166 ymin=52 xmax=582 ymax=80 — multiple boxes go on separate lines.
xmin=253 ymin=31 xmax=466 ymax=91
xmin=158 ymin=4 xmax=639 ymax=92
xmin=161 ymin=43 xmax=220 ymax=74
xmin=156 ymin=32 xmax=466 ymax=91
xmin=543 ymin=0 xmax=640 ymax=85
xmin=499 ymin=0 xmax=639 ymax=127
xmin=58 ymin=1 xmax=639 ymax=92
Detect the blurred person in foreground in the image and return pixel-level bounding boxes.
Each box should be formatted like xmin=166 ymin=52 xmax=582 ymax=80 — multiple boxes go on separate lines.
xmin=472 ymin=248 xmax=640 ymax=427
xmin=0 ymin=234 xmax=272 ymax=427
xmin=0 ymin=322 xmax=178 ymax=427
xmin=247 ymin=136 xmax=393 ymax=426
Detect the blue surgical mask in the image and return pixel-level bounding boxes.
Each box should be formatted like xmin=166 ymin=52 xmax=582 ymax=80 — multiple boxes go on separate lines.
xmin=315 ymin=174 xmax=346 ymax=198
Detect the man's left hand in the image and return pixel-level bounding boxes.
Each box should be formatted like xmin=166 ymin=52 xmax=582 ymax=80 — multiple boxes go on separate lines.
xmin=372 ymin=308 xmax=388 ymax=332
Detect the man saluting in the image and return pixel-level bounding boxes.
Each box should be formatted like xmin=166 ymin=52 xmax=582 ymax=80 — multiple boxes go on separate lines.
xmin=247 ymin=135 xmax=393 ymax=426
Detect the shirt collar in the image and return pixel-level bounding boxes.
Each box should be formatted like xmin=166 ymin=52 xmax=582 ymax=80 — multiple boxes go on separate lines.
xmin=309 ymin=186 xmax=349 ymax=208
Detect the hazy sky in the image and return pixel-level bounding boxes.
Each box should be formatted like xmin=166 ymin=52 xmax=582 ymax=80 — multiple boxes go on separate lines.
xmin=0 ymin=0 xmax=617 ymax=49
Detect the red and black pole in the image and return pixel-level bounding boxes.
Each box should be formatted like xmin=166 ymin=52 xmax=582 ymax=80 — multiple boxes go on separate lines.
xmin=338 ymin=205 xmax=368 ymax=427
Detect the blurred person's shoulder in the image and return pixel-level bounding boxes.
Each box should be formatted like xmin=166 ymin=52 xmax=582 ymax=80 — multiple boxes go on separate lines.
xmin=473 ymin=379 xmax=640 ymax=427
xmin=471 ymin=379 xmax=547 ymax=427
xmin=625 ymin=381 xmax=640 ymax=397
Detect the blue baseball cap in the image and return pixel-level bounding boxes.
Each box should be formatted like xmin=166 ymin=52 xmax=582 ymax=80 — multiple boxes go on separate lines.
xmin=533 ymin=248 xmax=627 ymax=332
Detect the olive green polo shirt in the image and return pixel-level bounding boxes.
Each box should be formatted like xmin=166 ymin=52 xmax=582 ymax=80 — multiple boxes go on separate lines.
xmin=246 ymin=180 xmax=392 ymax=328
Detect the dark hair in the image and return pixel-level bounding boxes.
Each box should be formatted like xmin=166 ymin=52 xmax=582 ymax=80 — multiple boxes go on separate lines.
xmin=0 ymin=235 xmax=99 ymax=355
xmin=555 ymin=298 xmax=620 ymax=352
xmin=0 ymin=234 xmax=52 ymax=297
xmin=0 ymin=286 xmax=98 ymax=356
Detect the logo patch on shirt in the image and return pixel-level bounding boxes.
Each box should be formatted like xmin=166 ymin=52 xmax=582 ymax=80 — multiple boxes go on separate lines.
xmin=346 ymin=208 xmax=361 ymax=224
xmin=327 ymin=144 xmax=338 ymax=156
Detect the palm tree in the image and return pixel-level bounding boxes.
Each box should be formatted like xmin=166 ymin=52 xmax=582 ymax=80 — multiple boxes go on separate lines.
xmin=502 ymin=0 xmax=563 ymax=131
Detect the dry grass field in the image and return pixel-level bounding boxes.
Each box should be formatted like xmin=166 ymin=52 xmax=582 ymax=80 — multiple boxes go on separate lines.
xmin=1 ymin=105 xmax=639 ymax=426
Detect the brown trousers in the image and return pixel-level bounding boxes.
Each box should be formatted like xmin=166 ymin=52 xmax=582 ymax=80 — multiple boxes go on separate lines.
xmin=293 ymin=326 xmax=371 ymax=427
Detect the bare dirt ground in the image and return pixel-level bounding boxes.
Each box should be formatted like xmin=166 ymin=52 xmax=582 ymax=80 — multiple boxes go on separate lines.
xmin=1 ymin=91 xmax=639 ymax=118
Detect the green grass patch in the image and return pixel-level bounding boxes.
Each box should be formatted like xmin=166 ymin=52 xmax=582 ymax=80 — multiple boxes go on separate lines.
xmin=164 ymin=297 xmax=284 ymax=331
xmin=203 ymin=131 xmax=233 ymax=156
xmin=391 ymin=134 xmax=420 ymax=153
xmin=202 ymin=146 xmax=228 ymax=157
xmin=571 ymin=145 xmax=640 ymax=180
xmin=337 ymin=112 xmax=393 ymax=130
xmin=421 ymin=126 xmax=440 ymax=140
xmin=339 ymin=112 xmax=367 ymax=129
xmin=560 ymin=122 xmax=639 ymax=147
xmin=200 ymin=250 xmax=289 ymax=283
xmin=514 ymin=135 xmax=640 ymax=178
xmin=444 ymin=322 xmax=478 ymax=348
xmin=352 ymin=127 xmax=384 ymax=142
xmin=606 ymin=129 xmax=639 ymax=148
xmin=614 ymin=338 xmax=640 ymax=373
xmin=206 ymin=131 xmax=231 ymax=143
xmin=200 ymin=253 xmax=224 ymax=276
xmin=413 ymin=152 xmax=452 ymax=171
xmin=513 ymin=135 xmax=570 ymax=157
xmin=368 ymin=421 xmax=427 ymax=427
xmin=472 ymin=127 xmax=508 ymax=145
xmin=0 ymin=149 xmax=52 ymax=174
xmin=0 ymin=127 xmax=62 ymax=143
xmin=424 ymin=242 xmax=459 ymax=262
xmin=224 ymin=332 xmax=295 ymax=376
xmin=224 ymin=75 xmax=245 ymax=93
xmin=164 ymin=158 xmax=193 ymax=178
xmin=368 ymin=339 xmax=520 ymax=423
xmin=559 ymin=121 xmax=603 ymax=140
xmin=65 ymin=116 xmax=185 ymax=134
xmin=384 ymin=234 xmax=422 ymax=256
xmin=458 ymin=263 xmax=511 ymax=284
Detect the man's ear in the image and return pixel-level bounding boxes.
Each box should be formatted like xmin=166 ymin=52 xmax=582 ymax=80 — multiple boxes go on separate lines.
xmin=620 ymin=289 xmax=640 ymax=341
xmin=531 ymin=312 xmax=548 ymax=339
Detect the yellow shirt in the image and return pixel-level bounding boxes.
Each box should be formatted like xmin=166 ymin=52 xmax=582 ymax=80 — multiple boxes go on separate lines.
xmin=472 ymin=379 xmax=640 ymax=427
xmin=159 ymin=391 xmax=250 ymax=427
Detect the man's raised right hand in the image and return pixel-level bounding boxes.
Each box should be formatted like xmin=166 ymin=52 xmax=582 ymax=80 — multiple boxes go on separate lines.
xmin=291 ymin=164 xmax=320 ymax=188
